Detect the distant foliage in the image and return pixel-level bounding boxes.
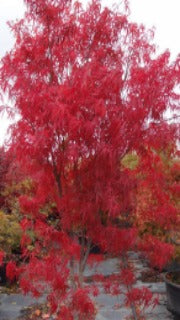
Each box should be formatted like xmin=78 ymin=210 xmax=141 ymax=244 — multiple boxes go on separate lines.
xmin=0 ymin=211 xmax=22 ymax=256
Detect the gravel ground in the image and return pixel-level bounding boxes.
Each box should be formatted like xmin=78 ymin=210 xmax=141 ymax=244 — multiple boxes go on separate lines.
xmin=0 ymin=254 xmax=177 ymax=320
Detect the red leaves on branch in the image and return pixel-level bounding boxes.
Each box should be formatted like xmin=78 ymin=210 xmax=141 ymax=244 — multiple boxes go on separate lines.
xmin=139 ymin=235 xmax=174 ymax=271
xmin=104 ymin=227 xmax=137 ymax=254
xmin=19 ymin=195 xmax=40 ymax=217
xmin=120 ymin=268 xmax=136 ymax=286
xmin=19 ymin=277 xmax=33 ymax=295
xmin=0 ymin=251 xmax=4 ymax=266
xmin=125 ymin=287 xmax=159 ymax=310
xmin=71 ymin=288 xmax=96 ymax=320
xmin=6 ymin=261 xmax=17 ymax=281
xmin=58 ymin=305 xmax=73 ymax=320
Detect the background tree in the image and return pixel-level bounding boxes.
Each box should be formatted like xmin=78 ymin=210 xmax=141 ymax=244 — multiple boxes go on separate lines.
xmin=0 ymin=149 xmax=30 ymax=270
xmin=0 ymin=0 xmax=179 ymax=318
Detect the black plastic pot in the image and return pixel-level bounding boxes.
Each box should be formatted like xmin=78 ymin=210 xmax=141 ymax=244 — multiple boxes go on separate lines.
xmin=164 ymin=270 xmax=180 ymax=317
xmin=0 ymin=263 xmax=7 ymax=285
xmin=164 ymin=259 xmax=180 ymax=272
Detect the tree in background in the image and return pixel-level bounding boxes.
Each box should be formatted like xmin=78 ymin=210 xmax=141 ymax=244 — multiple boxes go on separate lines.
xmin=0 ymin=0 xmax=179 ymax=318
xmin=0 ymin=148 xmax=10 ymax=208
xmin=134 ymin=147 xmax=180 ymax=270
xmin=0 ymin=148 xmax=29 ymax=270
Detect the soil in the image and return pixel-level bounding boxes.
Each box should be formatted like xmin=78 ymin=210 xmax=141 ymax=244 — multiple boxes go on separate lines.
xmin=17 ymin=303 xmax=50 ymax=320
xmin=141 ymin=269 xmax=163 ymax=283
xmin=0 ymin=281 xmax=20 ymax=294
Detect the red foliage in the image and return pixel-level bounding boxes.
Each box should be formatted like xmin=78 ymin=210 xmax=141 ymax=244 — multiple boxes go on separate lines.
xmin=0 ymin=251 xmax=4 ymax=266
xmin=0 ymin=148 xmax=10 ymax=208
xmin=125 ymin=287 xmax=159 ymax=310
xmin=135 ymin=149 xmax=179 ymax=231
xmin=139 ymin=235 xmax=174 ymax=271
xmin=71 ymin=288 xmax=96 ymax=320
xmin=0 ymin=0 xmax=179 ymax=318
xmin=120 ymin=268 xmax=136 ymax=286
xmin=58 ymin=306 xmax=73 ymax=320
xmin=6 ymin=261 xmax=17 ymax=281
xmin=104 ymin=227 xmax=137 ymax=254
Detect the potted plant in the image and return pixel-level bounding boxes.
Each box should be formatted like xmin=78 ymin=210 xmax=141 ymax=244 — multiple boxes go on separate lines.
xmin=164 ymin=270 xmax=180 ymax=317
xmin=164 ymin=231 xmax=180 ymax=317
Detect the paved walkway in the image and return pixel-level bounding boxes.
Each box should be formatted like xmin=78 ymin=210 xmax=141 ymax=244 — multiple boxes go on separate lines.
xmin=85 ymin=255 xmax=175 ymax=320
xmin=0 ymin=254 xmax=176 ymax=320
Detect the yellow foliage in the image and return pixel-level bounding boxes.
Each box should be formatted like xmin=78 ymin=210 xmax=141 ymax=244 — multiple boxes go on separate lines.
xmin=121 ymin=152 xmax=139 ymax=170
xmin=0 ymin=210 xmax=22 ymax=255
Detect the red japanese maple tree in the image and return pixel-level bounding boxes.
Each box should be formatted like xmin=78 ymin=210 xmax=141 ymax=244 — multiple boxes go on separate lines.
xmin=0 ymin=0 xmax=179 ymax=319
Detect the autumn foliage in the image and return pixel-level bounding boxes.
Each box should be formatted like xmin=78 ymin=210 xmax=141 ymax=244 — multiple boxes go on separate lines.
xmin=0 ymin=0 xmax=179 ymax=318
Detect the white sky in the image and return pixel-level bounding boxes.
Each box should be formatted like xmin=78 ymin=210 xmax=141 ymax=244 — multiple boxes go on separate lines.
xmin=0 ymin=0 xmax=180 ymax=145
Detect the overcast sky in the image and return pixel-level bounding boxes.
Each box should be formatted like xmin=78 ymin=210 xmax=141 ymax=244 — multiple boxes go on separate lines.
xmin=0 ymin=0 xmax=180 ymax=145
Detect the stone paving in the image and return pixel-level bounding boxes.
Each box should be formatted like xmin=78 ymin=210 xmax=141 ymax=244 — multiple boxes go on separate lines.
xmin=0 ymin=254 xmax=177 ymax=320
xmin=0 ymin=293 xmax=45 ymax=320
xmin=86 ymin=255 xmax=175 ymax=320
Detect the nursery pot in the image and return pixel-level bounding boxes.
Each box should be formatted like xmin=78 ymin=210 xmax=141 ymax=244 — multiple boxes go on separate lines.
xmin=164 ymin=270 xmax=180 ymax=316
xmin=0 ymin=263 xmax=7 ymax=285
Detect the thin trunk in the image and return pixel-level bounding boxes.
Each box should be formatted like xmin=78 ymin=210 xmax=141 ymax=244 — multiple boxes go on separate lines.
xmin=70 ymin=256 xmax=76 ymax=290
xmin=51 ymin=152 xmax=62 ymax=197
xmin=79 ymin=238 xmax=92 ymax=286
xmin=122 ymin=254 xmax=139 ymax=320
